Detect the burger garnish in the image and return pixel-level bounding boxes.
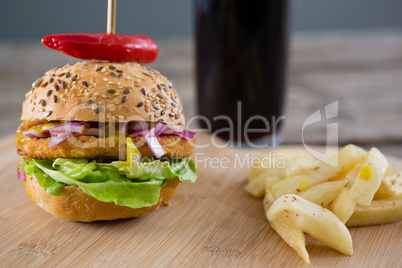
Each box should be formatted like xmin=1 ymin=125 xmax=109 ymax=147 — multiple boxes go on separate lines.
xmin=16 ymin=61 xmax=197 ymax=222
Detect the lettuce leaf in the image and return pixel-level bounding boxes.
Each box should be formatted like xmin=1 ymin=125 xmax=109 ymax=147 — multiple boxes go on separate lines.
xmin=21 ymin=157 xmax=197 ymax=209
xmin=21 ymin=158 xmax=64 ymax=195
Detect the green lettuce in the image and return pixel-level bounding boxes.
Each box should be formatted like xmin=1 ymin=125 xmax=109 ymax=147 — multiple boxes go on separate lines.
xmin=21 ymin=157 xmax=197 ymax=209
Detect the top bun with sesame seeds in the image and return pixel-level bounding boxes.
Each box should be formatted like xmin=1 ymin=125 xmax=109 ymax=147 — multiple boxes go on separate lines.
xmin=22 ymin=61 xmax=185 ymax=125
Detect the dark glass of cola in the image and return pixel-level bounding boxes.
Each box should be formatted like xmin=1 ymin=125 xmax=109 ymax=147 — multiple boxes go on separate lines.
xmin=195 ymin=0 xmax=290 ymax=147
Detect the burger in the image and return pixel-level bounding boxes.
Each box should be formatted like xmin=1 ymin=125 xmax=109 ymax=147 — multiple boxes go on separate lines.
xmin=15 ymin=61 xmax=197 ymax=222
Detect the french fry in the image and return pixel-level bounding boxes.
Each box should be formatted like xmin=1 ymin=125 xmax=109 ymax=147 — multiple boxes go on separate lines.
xmin=263 ymin=190 xmax=276 ymax=213
xmin=245 ymin=175 xmax=280 ymax=197
xmin=374 ymin=171 xmax=402 ymax=200
xmin=349 ymin=148 xmax=388 ymax=206
xmin=248 ymin=150 xmax=312 ymax=181
xmin=270 ymin=221 xmax=310 ymax=264
xmin=330 ymin=188 xmax=357 ymax=224
xmin=298 ymin=180 xmax=347 ymax=207
xmin=330 ymin=161 xmax=364 ymax=223
xmin=346 ymin=199 xmax=402 ymax=227
xmin=270 ymin=145 xmax=365 ymax=199
xmin=267 ymin=195 xmax=353 ymax=256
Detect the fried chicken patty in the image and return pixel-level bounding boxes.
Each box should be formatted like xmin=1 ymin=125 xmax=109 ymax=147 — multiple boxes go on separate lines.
xmin=16 ymin=134 xmax=195 ymax=160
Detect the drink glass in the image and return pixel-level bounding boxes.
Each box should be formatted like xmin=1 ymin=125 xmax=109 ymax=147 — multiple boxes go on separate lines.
xmin=195 ymin=0 xmax=290 ymax=147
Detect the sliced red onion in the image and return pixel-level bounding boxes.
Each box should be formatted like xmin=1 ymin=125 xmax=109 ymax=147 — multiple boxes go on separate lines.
xmin=154 ymin=123 xmax=168 ymax=136
xmin=17 ymin=169 xmax=26 ymax=181
xmin=168 ymin=125 xmax=184 ymax=132
xmin=171 ymin=130 xmax=196 ymax=140
xmin=118 ymin=123 xmax=127 ymax=132
xmin=127 ymin=129 xmax=149 ymax=138
xmin=128 ymin=121 xmax=148 ymax=131
xmin=49 ymin=132 xmax=73 ymax=147
xmin=144 ymin=128 xmax=166 ymax=158
xmin=49 ymin=122 xmax=86 ymax=134
xmin=83 ymin=128 xmax=101 ymax=136
xmin=23 ymin=128 xmax=49 ymax=138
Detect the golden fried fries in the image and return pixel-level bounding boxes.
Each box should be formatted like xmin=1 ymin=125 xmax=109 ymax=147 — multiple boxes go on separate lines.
xmin=247 ymin=144 xmax=402 ymax=264
xmin=346 ymin=199 xmax=402 ymax=227
xmin=270 ymin=145 xmax=365 ymax=199
xmin=267 ymin=195 xmax=353 ymax=257
xmin=349 ymin=148 xmax=388 ymax=206
xmin=270 ymin=221 xmax=310 ymax=264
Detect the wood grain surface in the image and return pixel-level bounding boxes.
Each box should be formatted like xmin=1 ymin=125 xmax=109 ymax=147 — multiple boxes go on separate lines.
xmin=0 ymin=133 xmax=401 ymax=267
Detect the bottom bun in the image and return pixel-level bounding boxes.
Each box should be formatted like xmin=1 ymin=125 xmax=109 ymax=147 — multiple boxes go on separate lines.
xmin=23 ymin=175 xmax=180 ymax=222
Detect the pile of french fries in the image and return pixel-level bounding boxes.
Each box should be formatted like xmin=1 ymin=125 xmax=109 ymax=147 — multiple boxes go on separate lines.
xmin=246 ymin=144 xmax=402 ymax=264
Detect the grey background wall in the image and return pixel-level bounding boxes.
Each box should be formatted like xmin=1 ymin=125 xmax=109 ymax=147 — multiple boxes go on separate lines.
xmin=1 ymin=0 xmax=402 ymax=41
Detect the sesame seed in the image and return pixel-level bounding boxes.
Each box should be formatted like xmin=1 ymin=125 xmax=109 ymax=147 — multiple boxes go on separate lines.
xmin=57 ymin=79 xmax=61 ymax=84
xmin=41 ymin=82 xmax=48 ymax=88
xmin=116 ymin=69 xmax=123 ymax=73
xmin=118 ymin=73 xmax=123 ymax=78
xmin=169 ymin=112 xmax=174 ymax=117
xmin=142 ymin=72 xmax=152 ymax=77
xmin=54 ymin=85 xmax=60 ymax=91
xmin=71 ymin=75 xmax=78 ymax=81
xmin=45 ymin=110 xmax=52 ymax=117
xmin=137 ymin=102 xmax=144 ymax=107
xmin=152 ymin=104 xmax=160 ymax=110
xmin=121 ymin=96 xmax=127 ymax=103
xmin=58 ymin=73 xmax=65 ymax=77
xmin=109 ymin=65 xmax=116 ymax=70
xmin=158 ymin=93 xmax=165 ymax=99
xmin=175 ymin=114 xmax=179 ymax=119
xmin=164 ymin=87 xmax=170 ymax=92
xmin=46 ymin=90 xmax=52 ymax=97
xmin=40 ymin=99 xmax=46 ymax=106
xmin=171 ymin=96 xmax=178 ymax=103
xmin=141 ymin=88 xmax=146 ymax=95
xmin=160 ymin=84 xmax=167 ymax=87
xmin=62 ymin=81 xmax=67 ymax=89
xmin=157 ymin=85 xmax=161 ymax=90
xmin=110 ymin=72 xmax=116 ymax=77
xmin=108 ymin=81 xmax=114 ymax=85
xmin=96 ymin=66 xmax=103 ymax=72
xmin=94 ymin=107 xmax=102 ymax=114
xmin=82 ymin=81 xmax=89 ymax=87
xmin=52 ymin=95 xmax=57 ymax=103
xmin=85 ymin=100 xmax=93 ymax=106
xmin=161 ymin=110 xmax=166 ymax=115
xmin=65 ymin=72 xmax=71 ymax=78
xmin=101 ymin=94 xmax=107 ymax=99
xmin=123 ymin=89 xmax=130 ymax=94
xmin=94 ymin=92 xmax=100 ymax=97
xmin=103 ymin=78 xmax=109 ymax=82
xmin=32 ymin=78 xmax=43 ymax=88
xmin=49 ymin=78 xmax=54 ymax=83
xmin=107 ymin=89 xmax=116 ymax=94
xmin=171 ymin=102 xmax=177 ymax=108
xmin=113 ymin=92 xmax=119 ymax=97
xmin=79 ymin=88 xmax=85 ymax=94
xmin=39 ymin=108 xmax=45 ymax=112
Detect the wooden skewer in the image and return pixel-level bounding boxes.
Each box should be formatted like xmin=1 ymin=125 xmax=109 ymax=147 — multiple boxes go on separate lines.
xmin=107 ymin=0 xmax=117 ymax=34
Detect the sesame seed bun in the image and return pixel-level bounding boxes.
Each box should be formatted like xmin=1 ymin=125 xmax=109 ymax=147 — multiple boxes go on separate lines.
xmin=22 ymin=61 xmax=185 ymax=125
xmin=23 ymin=172 xmax=180 ymax=222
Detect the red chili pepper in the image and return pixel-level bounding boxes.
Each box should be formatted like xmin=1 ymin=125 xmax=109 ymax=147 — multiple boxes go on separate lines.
xmin=41 ymin=33 xmax=158 ymax=63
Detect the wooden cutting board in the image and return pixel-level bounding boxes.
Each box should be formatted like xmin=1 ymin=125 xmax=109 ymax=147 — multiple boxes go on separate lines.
xmin=0 ymin=133 xmax=401 ymax=267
